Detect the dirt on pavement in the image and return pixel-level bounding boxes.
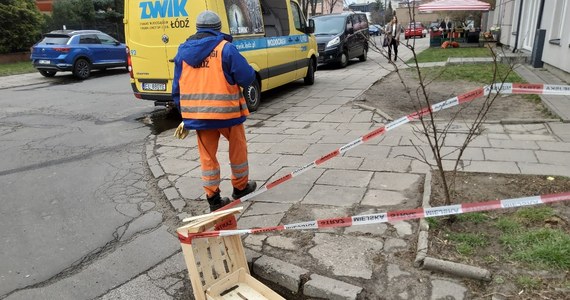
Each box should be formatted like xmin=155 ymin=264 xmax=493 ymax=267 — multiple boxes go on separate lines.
xmin=359 ymin=68 xmax=553 ymax=121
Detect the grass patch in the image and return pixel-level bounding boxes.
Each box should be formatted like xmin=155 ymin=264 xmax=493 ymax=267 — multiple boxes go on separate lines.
xmin=447 ymin=232 xmax=489 ymax=255
xmin=456 ymin=212 xmax=488 ymax=223
xmin=516 ymin=275 xmax=542 ymax=290
xmin=514 ymin=207 xmax=554 ymax=224
xmin=418 ymin=63 xmax=524 ymax=84
xmin=496 ymin=216 xmax=521 ymax=233
xmin=426 ymin=217 xmax=440 ymax=229
xmin=501 ymin=228 xmax=570 ymax=270
xmin=0 ymin=61 xmax=36 ymax=76
xmin=442 ymin=206 xmax=570 ymax=270
xmin=410 ymin=47 xmax=493 ymax=63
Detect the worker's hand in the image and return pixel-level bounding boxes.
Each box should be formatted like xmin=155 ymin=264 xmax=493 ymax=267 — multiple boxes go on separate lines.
xmin=174 ymin=122 xmax=189 ymax=139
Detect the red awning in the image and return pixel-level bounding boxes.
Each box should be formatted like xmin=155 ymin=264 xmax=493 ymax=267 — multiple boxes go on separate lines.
xmin=418 ymin=0 xmax=491 ymax=12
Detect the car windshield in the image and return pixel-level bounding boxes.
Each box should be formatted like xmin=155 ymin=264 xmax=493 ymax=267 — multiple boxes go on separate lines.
xmin=313 ymin=16 xmax=346 ymax=35
xmin=38 ymin=36 xmax=70 ymax=45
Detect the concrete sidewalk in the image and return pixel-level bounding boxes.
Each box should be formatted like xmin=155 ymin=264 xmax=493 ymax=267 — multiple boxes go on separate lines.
xmin=100 ymin=41 xmax=570 ymax=299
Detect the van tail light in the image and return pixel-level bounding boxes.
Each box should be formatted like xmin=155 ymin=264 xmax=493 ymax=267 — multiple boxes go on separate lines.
xmin=54 ymin=47 xmax=70 ymax=53
xmin=126 ymin=46 xmax=134 ymax=79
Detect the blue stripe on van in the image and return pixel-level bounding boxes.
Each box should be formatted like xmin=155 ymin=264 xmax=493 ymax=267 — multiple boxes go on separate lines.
xmin=233 ymin=35 xmax=309 ymax=51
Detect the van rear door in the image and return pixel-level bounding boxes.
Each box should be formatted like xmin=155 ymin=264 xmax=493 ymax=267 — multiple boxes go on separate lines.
xmin=163 ymin=2 xmax=215 ymax=81
xmin=124 ymin=0 xmax=208 ymax=100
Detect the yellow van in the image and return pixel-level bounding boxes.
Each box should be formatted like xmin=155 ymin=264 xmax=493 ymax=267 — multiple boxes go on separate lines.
xmin=124 ymin=0 xmax=318 ymax=111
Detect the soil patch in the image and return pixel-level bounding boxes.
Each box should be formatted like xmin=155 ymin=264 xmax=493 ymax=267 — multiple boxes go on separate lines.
xmin=360 ymin=66 xmax=569 ymax=298
xmin=429 ymin=172 xmax=570 ymax=299
xmin=360 ymin=68 xmax=553 ymax=121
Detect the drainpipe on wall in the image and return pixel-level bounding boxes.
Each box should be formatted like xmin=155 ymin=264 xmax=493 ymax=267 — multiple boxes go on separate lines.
xmin=536 ymin=0 xmax=545 ymax=30
xmin=513 ymin=0 xmax=524 ymax=53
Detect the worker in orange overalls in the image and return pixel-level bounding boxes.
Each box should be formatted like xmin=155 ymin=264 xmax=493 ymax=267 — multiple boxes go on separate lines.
xmin=172 ymin=10 xmax=257 ymax=212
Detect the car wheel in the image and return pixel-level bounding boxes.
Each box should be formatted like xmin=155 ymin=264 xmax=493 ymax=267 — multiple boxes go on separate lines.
xmin=339 ymin=51 xmax=348 ymax=68
xmin=39 ymin=70 xmax=57 ymax=77
xmin=244 ymin=79 xmax=261 ymax=112
xmin=304 ymin=58 xmax=315 ymax=85
xmin=73 ymin=58 xmax=91 ymax=80
xmin=359 ymin=47 xmax=368 ymax=62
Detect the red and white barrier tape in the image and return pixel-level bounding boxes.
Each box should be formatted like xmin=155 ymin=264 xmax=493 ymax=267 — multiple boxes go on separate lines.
xmin=486 ymin=83 xmax=570 ymax=96
xmin=179 ymin=192 xmax=570 ymax=242
xmin=216 ymin=83 xmax=570 ymax=212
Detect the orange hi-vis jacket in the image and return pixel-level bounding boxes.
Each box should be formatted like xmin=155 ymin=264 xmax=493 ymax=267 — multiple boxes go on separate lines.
xmin=179 ymin=40 xmax=249 ymax=120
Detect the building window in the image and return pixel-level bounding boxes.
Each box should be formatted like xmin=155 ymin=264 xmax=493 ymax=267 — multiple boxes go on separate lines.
xmin=550 ymin=0 xmax=567 ymax=40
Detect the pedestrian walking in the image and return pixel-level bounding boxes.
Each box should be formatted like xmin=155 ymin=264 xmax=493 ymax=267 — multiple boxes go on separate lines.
xmin=171 ymin=10 xmax=257 ymax=212
xmin=385 ymin=15 xmax=401 ymax=62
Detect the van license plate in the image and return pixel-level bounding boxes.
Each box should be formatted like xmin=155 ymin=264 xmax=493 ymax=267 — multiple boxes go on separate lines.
xmin=39 ymin=60 xmax=50 ymax=64
xmin=142 ymin=83 xmax=166 ymax=91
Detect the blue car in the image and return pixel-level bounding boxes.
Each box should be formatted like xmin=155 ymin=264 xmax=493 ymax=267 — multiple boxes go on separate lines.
xmin=369 ymin=24 xmax=382 ymax=36
xmin=30 ymin=30 xmax=127 ymax=79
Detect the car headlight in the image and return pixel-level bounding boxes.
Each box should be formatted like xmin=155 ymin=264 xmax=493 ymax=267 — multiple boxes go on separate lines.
xmin=326 ymin=36 xmax=340 ymax=48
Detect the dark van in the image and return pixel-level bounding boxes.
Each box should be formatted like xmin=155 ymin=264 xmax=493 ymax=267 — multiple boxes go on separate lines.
xmin=312 ymin=12 xmax=369 ymax=68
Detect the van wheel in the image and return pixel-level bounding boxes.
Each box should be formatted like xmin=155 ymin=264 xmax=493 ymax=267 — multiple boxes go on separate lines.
xmin=304 ymin=59 xmax=315 ymax=85
xmin=244 ymin=80 xmax=261 ymax=112
xmin=359 ymin=47 xmax=368 ymax=62
xmin=339 ymin=51 xmax=348 ymax=68
xmin=73 ymin=58 xmax=91 ymax=80
xmin=39 ymin=70 xmax=57 ymax=77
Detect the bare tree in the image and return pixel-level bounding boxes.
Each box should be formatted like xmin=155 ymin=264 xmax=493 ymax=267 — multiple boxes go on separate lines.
xmin=364 ymin=6 xmax=514 ymax=206
xmin=324 ymin=0 xmax=340 ymax=14
xmin=299 ymin=0 xmax=310 ymax=17
xmin=310 ymin=0 xmax=318 ymax=16
xmin=298 ymin=0 xmax=318 ymax=17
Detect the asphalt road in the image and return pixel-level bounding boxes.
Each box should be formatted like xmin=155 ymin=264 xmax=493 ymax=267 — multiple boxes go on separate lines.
xmin=0 ymin=70 xmax=159 ymax=297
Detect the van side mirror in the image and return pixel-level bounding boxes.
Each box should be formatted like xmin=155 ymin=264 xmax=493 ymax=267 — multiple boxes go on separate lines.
xmin=306 ymin=19 xmax=315 ymax=34
xmin=348 ymin=27 xmax=354 ymax=34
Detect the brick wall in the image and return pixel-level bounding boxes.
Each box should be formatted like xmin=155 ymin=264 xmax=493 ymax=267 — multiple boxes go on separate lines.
xmin=36 ymin=0 xmax=54 ymax=13
xmin=0 ymin=52 xmax=31 ymax=64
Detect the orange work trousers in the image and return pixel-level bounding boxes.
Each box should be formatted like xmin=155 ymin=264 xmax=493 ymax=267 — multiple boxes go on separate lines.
xmin=196 ymin=123 xmax=249 ymax=197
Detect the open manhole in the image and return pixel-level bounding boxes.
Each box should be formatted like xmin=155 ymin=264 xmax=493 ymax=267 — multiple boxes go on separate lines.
xmin=140 ymin=108 xmax=182 ymax=135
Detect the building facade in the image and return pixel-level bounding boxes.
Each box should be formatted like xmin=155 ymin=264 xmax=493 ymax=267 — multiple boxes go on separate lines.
xmin=491 ymin=0 xmax=570 ymax=78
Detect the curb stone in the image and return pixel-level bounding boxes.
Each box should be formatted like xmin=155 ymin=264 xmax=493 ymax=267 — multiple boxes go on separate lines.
xmin=416 ymin=168 xmax=493 ymax=282
xmin=252 ymin=255 xmax=309 ymax=293
xmin=415 ymin=171 xmax=431 ymax=267
xmin=250 ymin=254 xmax=363 ymax=300
xmin=423 ymin=257 xmax=492 ymax=281
xmin=303 ymin=274 xmax=363 ymax=300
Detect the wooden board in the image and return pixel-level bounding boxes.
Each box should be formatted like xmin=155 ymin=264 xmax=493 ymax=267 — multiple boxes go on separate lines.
xmin=206 ymin=268 xmax=285 ymax=300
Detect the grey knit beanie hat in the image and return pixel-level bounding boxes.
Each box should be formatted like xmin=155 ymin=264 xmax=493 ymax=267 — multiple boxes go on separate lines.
xmin=196 ymin=10 xmax=222 ymax=31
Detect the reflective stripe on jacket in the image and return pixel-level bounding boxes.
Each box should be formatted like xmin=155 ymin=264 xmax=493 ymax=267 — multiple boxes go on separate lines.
xmin=179 ymin=40 xmax=249 ymax=120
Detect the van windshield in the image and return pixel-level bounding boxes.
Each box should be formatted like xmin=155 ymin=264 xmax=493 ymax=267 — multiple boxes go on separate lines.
xmin=313 ymin=16 xmax=346 ymax=35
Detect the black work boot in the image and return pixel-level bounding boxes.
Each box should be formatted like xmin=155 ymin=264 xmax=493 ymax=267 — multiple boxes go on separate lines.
xmin=207 ymin=191 xmax=231 ymax=212
xmin=232 ymin=181 xmax=257 ymax=200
